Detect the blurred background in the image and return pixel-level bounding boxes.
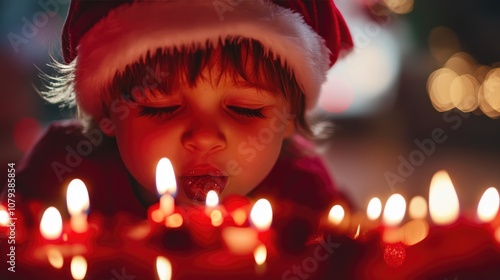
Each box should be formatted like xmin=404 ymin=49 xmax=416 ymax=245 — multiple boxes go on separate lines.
xmin=1 ymin=0 xmax=499 ymax=212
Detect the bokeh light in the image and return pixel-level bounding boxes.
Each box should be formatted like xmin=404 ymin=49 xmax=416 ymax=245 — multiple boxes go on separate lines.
xmin=427 ymin=47 xmax=500 ymax=118
xmin=408 ymin=196 xmax=428 ymax=220
xmin=383 ymin=0 xmax=414 ymax=15
xmin=477 ymin=187 xmax=499 ymax=223
xmin=427 ymin=68 xmax=457 ymax=111
xmin=328 ymin=205 xmax=345 ymax=225
xmin=367 ymin=197 xmax=382 ymax=220
xmin=383 ymin=194 xmax=406 ymax=226
xmin=429 ymin=171 xmax=460 ymax=225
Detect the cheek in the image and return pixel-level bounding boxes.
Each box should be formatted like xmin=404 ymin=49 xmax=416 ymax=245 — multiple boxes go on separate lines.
xmin=227 ymin=126 xmax=286 ymax=194
xmin=112 ymin=117 xmax=182 ymax=192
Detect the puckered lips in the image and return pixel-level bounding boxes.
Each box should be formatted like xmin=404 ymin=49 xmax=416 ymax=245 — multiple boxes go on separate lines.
xmin=179 ymin=165 xmax=228 ymax=203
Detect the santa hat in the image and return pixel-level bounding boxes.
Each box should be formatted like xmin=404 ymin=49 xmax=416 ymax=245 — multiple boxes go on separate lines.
xmin=62 ymin=0 xmax=353 ymax=119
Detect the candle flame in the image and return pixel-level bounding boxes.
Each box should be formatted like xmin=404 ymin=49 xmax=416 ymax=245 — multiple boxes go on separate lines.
xmin=47 ymin=248 xmax=64 ymax=269
xmin=409 ymin=196 xmax=428 ymax=220
xmin=367 ymin=197 xmax=382 ymax=220
xmin=40 ymin=207 xmax=63 ymax=240
xmin=477 ymin=187 xmax=499 ymax=223
xmin=70 ymin=255 xmax=87 ymax=280
xmin=0 ymin=206 xmax=9 ymax=226
xmin=156 ymin=256 xmax=172 ymax=280
xmin=156 ymin=158 xmax=177 ymax=196
xmin=328 ymin=205 xmax=345 ymax=225
xmin=383 ymin=194 xmax=406 ymax=226
xmin=429 ymin=170 xmax=460 ymax=225
xmin=354 ymin=224 xmax=360 ymax=239
xmin=66 ymin=179 xmax=90 ymax=215
xmin=205 ymin=190 xmax=219 ymax=207
xmin=253 ymin=244 xmax=267 ymax=265
xmin=250 ymin=199 xmax=273 ymax=231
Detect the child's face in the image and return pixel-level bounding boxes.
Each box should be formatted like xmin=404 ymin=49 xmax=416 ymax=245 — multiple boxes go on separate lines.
xmin=107 ymin=67 xmax=295 ymax=205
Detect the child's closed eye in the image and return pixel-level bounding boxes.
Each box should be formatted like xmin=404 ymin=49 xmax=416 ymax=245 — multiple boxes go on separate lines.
xmin=138 ymin=105 xmax=181 ymax=119
xmin=227 ymin=106 xmax=266 ymax=119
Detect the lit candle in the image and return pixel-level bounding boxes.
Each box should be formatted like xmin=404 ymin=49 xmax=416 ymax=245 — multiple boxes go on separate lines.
xmin=40 ymin=206 xmax=63 ymax=240
xmin=383 ymin=194 xmax=406 ymax=227
xmin=360 ymin=197 xmax=383 ymax=238
xmin=477 ymin=187 xmax=499 ymax=223
xmin=206 ymin=190 xmax=224 ymax=227
xmin=328 ymin=205 xmax=345 ymax=226
xmin=156 ymin=256 xmax=173 ymax=280
xmin=70 ymin=255 xmax=87 ymax=280
xmin=39 ymin=206 xmax=65 ymax=268
xmin=156 ymin=158 xmax=177 ymax=217
xmin=249 ymin=198 xmax=275 ymax=256
xmin=322 ymin=204 xmax=351 ymax=236
xmin=382 ymin=193 xmax=406 ymax=244
xmin=253 ymin=243 xmax=267 ymax=275
xmin=362 ymin=170 xmax=498 ymax=276
xmin=429 ymin=170 xmax=459 ymax=225
xmin=250 ymin=199 xmax=272 ymax=231
xmin=66 ymin=179 xmax=90 ymax=233
xmin=367 ymin=197 xmax=382 ymax=221
xmin=0 ymin=205 xmax=9 ymax=227
xmin=221 ymin=198 xmax=273 ymax=255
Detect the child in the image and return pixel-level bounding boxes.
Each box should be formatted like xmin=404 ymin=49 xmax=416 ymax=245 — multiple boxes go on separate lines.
xmin=10 ymin=0 xmax=352 ymax=213
xmin=3 ymin=0 xmax=353 ymax=277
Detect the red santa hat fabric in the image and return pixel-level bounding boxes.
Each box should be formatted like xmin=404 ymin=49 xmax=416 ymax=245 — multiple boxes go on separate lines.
xmin=61 ymin=0 xmax=353 ymax=119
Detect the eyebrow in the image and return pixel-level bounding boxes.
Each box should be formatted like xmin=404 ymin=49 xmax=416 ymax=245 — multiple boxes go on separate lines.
xmin=227 ymin=79 xmax=277 ymax=96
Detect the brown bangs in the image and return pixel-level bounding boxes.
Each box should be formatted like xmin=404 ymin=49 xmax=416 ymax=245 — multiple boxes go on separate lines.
xmin=106 ymin=37 xmax=311 ymax=136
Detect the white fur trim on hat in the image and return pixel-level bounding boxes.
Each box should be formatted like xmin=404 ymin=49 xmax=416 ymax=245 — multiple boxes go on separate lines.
xmin=75 ymin=0 xmax=330 ymax=119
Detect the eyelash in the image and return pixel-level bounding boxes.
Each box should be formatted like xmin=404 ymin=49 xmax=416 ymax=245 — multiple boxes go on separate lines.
xmin=227 ymin=106 xmax=266 ymax=119
xmin=138 ymin=105 xmax=266 ymax=119
xmin=138 ymin=105 xmax=181 ymax=118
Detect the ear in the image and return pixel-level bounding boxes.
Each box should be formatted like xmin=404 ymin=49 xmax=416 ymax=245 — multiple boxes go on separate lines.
xmin=98 ymin=116 xmax=116 ymax=137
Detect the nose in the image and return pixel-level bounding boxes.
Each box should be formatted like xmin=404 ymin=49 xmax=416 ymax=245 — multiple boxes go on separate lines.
xmin=182 ymin=122 xmax=226 ymax=154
